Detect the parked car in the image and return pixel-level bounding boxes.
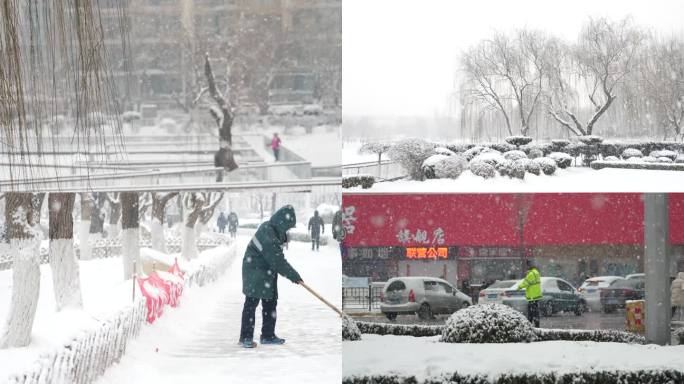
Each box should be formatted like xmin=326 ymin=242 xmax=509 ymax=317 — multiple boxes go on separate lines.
xmin=626 ymin=273 xmax=645 ymax=280
xmin=502 ymin=277 xmax=587 ymax=317
xmin=380 ymin=277 xmax=472 ymax=321
xmin=478 ymin=280 xmax=519 ymax=305
xmin=578 ymin=276 xmax=623 ymax=311
xmin=600 ymin=278 xmax=645 ymax=313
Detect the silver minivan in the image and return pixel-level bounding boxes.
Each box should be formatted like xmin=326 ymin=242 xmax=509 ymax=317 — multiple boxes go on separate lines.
xmin=380 ymin=276 xmax=472 ymax=320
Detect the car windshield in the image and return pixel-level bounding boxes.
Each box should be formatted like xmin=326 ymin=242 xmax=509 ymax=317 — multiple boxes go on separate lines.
xmin=488 ymin=280 xmax=517 ymax=289
xmin=609 ymin=279 xmax=638 ymax=289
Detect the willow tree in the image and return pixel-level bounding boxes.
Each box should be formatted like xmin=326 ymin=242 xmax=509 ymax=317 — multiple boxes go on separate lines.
xmin=48 ymin=193 xmax=82 ymax=311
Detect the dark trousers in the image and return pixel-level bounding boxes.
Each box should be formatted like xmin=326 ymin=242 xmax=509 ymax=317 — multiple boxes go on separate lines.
xmin=273 ymin=148 xmax=280 ymax=161
xmin=218 ymin=226 xmax=225 ymax=233
xmin=239 ymin=296 xmax=277 ymax=342
xmin=311 ymin=234 xmax=320 ymax=250
xmin=527 ymin=300 xmax=540 ymax=327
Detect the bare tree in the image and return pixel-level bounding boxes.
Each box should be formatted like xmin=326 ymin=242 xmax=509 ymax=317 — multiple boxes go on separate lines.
xmin=150 ymin=192 xmax=178 ymax=252
xmin=546 ymin=17 xmax=644 ymax=136
xmin=79 ymin=193 xmax=94 ymax=260
xmin=48 ymin=193 xmax=82 ymax=311
xmin=0 ymin=193 xmax=38 ymax=348
xmin=181 ymin=193 xmax=205 ymax=260
xmin=104 ymin=193 xmax=122 ymax=238
xmin=640 ymin=37 xmax=684 ymax=140
xmin=120 ymin=193 xmax=140 ymax=280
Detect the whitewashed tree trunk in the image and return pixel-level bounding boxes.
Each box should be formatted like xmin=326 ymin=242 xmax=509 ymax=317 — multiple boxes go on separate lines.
xmin=150 ymin=192 xmax=177 ymax=253
xmin=1 ymin=193 xmax=39 ymax=349
xmin=151 ymin=219 xmax=165 ymax=253
xmin=181 ymin=225 xmax=198 ymax=260
xmin=120 ymin=193 xmax=140 ymax=280
xmin=48 ymin=193 xmax=83 ymax=311
xmin=108 ymin=224 xmax=121 ymax=238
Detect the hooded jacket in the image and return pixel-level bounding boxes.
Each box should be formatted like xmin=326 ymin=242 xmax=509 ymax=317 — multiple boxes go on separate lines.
xmin=242 ymin=205 xmax=302 ymax=299
xmin=518 ymin=267 xmax=542 ymax=302
xmin=672 ymin=272 xmax=684 ymax=307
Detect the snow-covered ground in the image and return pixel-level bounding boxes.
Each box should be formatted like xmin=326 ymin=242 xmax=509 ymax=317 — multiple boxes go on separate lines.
xmin=342 ymin=140 xmax=377 ymax=165
xmin=96 ymin=235 xmax=342 ymax=384
xmin=282 ymin=129 xmax=341 ymax=167
xmin=346 ymin=167 xmax=684 ymax=193
xmin=343 ymin=334 xmax=684 ymax=381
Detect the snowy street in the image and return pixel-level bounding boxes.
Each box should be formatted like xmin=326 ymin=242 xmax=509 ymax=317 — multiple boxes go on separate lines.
xmin=97 ymin=235 xmax=342 ymax=384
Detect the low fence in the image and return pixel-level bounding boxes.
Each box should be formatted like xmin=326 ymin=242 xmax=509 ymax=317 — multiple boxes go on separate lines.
xmin=342 ymin=160 xmax=405 ymax=181
xmin=3 ymin=243 xmax=237 ymax=384
xmin=342 ymin=284 xmax=384 ymax=312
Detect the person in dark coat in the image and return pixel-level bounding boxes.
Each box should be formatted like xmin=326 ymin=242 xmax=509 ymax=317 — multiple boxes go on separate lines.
xmin=308 ymin=210 xmax=325 ymax=251
xmin=214 ymin=142 xmax=238 ymax=182
xmin=239 ymin=205 xmax=302 ymax=348
xmin=217 ymin=212 xmax=227 ymax=233
xmin=228 ymin=211 xmax=239 ymax=238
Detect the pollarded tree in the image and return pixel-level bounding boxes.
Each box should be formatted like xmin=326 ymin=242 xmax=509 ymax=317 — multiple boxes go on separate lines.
xmin=120 ymin=193 xmax=140 ymax=280
xmin=198 ymin=193 xmax=225 ymax=232
xmin=48 ymin=193 xmax=83 ymax=311
xmin=181 ymin=193 xmax=223 ymax=259
xmin=546 ymin=17 xmax=644 ymax=136
xmin=0 ymin=193 xmax=38 ymax=348
xmin=104 ymin=193 xmax=122 ymax=238
xmin=150 ymin=192 xmax=179 ymax=252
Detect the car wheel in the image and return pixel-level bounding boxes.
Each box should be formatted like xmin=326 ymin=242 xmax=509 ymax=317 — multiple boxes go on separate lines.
xmin=418 ymin=303 xmax=433 ymax=320
xmin=385 ymin=312 xmax=397 ymax=321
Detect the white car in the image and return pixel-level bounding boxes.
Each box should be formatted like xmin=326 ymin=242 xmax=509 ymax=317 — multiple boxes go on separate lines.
xmin=626 ymin=273 xmax=645 ymax=280
xmin=578 ymin=276 xmax=623 ymax=310
xmin=478 ymin=280 xmax=519 ymax=305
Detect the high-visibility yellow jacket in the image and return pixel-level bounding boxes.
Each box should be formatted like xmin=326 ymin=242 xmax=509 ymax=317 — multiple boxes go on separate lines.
xmin=518 ymin=267 xmax=542 ymax=301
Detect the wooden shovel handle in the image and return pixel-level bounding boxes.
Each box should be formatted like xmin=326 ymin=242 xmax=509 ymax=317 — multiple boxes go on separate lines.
xmin=300 ymin=281 xmax=344 ymax=317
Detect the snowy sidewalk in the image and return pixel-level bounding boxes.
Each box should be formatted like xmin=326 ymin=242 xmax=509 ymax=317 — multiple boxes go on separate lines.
xmin=97 ymin=237 xmax=342 ymax=384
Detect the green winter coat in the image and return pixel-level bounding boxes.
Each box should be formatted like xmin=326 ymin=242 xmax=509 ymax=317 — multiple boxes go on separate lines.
xmin=242 ymin=205 xmax=302 ymax=300
xmin=518 ymin=267 xmax=542 ymax=301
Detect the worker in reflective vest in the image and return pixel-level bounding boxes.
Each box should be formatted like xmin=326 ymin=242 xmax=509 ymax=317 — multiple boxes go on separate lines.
xmin=518 ymin=260 xmax=542 ymax=327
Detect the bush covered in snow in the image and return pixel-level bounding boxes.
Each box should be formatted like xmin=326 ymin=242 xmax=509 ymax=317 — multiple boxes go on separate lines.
xmin=440 ymin=303 xmax=535 ymax=344
xmin=622 ymin=148 xmax=643 ymax=159
xmin=503 ymin=150 xmax=527 ymax=161
xmin=650 ymin=149 xmax=677 ymax=161
xmin=504 ymin=136 xmax=533 ymax=147
xmin=527 ymin=148 xmax=544 ymax=159
xmin=533 ymin=157 xmax=557 ymax=175
xmin=356 ymin=321 xmax=444 ymax=337
xmin=548 ymin=152 xmax=573 ymax=169
xmin=551 ymin=139 xmax=570 ymax=150
xmin=469 ymin=160 xmax=496 ymax=179
xmin=387 ymin=138 xmax=436 ymax=179
xmin=434 ymin=155 xmax=467 ymax=179
xmin=657 ymin=157 xmax=674 ymax=163
xmin=604 ymin=156 xmax=620 ymax=161
xmin=433 ymin=147 xmax=456 ymax=156
xmin=533 ymin=328 xmax=646 ymax=344
xmin=523 ymin=159 xmax=541 ymax=175
xmin=445 ymin=143 xmax=474 ymax=154
xmin=642 ymin=156 xmax=658 ymax=163
xmin=489 ymin=142 xmax=516 ymax=153
xmin=471 ymin=150 xmax=505 ymax=167
xmin=342 ymin=315 xmax=362 ymax=341
xmin=421 ymin=154 xmax=451 ymax=179
xmin=342 ymin=175 xmax=375 ymax=189
xmin=578 ymin=135 xmax=604 ymax=145
xmin=359 ymin=142 xmax=392 ymax=158
xmin=463 ymin=145 xmax=487 ymax=161
xmin=676 ymin=155 xmax=684 ymax=164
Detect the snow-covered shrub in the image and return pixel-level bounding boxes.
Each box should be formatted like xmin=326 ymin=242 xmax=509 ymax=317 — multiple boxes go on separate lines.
xmin=342 ymin=315 xmax=361 ymax=341
xmin=524 ymin=159 xmax=541 ymax=175
xmin=445 ymin=143 xmax=473 ymax=154
xmin=534 ymin=328 xmax=646 ymax=344
xmin=470 ymin=150 xmax=505 ymax=167
xmin=356 ymin=321 xmax=444 ymax=337
xmin=548 ymin=152 xmax=573 ymax=169
xmin=469 ymin=161 xmax=496 ymax=179
xmin=520 ymin=142 xmax=552 ymax=157
xmin=387 ymin=138 xmax=436 ymax=179
xmin=599 ymin=143 xmax=620 ymax=158
xmin=503 ymin=150 xmax=527 ymax=161
xmin=578 ymin=135 xmax=604 ymax=145
xmin=440 ymin=303 xmax=535 ymax=343
xmin=527 ymin=148 xmax=543 ymax=159
xmin=676 ymin=155 xmax=684 ymax=164
xmin=359 ymin=142 xmax=392 ymax=160
xmin=622 ymin=148 xmax=643 ymax=159
xmin=495 ymin=159 xmax=513 ymax=177
xmin=564 ymin=142 xmax=584 ymax=158
xmin=533 ymin=157 xmax=557 ymax=175
xmin=650 ymin=149 xmax=677 ymax=161
xmin=604 ymin=156 xmax=620 ymax=161
xmin=642 ymin=156 xmax=658 ymax=163
xmin=657 ymin=156 xmax=674 ymax=163
xmin=421 ymin=154 xmax=450 ymax=179
xmin=551 ymin=139 xmax=570 ymax=151
xmin=509 ymin=159 xmax=526 ymax=180
xmin=463 ymin=145 xmax=486 ymax=161
xmin=434 ymin=155 xmax=467 ymax=179
xmin=342 ymin=175 xmax=375 ymax=189
xmin=489 ymin=142 xmax=516 ymax=153
xmin=504 ymin=136 xmax=533 ymax=147
xmin=433 ymin=147 xmax=456 ymax=156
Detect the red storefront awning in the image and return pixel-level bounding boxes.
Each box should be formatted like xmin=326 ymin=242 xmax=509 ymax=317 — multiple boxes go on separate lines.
xmin=342 ymin=193 xmax=684 ymax=247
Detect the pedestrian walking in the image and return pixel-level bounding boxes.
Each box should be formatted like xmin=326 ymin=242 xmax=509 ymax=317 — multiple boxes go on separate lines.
xmin=217 ymin=212 xmax=227 ymax=233
xmin=308 ymin=210 xmax=325 ymax=251
xmin=270 ymin=133 xmax=281 ymax=161
xmin=239 ymin=205 xmax=302 ymax=348
xmin=671 ymin=272 xmax=684 ymax=319
xmin=518 ymin=260 xmax=542 ymax=327
xmin=228 ymin=211 xmax=239 ymax=238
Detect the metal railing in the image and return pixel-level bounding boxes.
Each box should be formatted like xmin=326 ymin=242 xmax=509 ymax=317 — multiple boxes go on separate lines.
xmin=342 ymin=160 xmax=405 ymax=180
xmin=342 ymin=285 xmax=384 ymax=312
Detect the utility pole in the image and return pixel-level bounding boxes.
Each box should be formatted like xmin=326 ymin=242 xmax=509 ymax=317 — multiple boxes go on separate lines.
xmin=644 ymin=193 xmax=671 ymax=345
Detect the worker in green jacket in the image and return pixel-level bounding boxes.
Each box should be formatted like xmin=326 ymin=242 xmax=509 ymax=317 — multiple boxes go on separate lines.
xmin=518 ymin=260 xmax=542 ymax=327
xmin=239 ymin=205 xmax=303 ymax=348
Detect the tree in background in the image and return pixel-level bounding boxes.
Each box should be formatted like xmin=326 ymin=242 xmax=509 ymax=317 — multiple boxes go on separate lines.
xmin=48 ymin=193 xmax=83 ymax=311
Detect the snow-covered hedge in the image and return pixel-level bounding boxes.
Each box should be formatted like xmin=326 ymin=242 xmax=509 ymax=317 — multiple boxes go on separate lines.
xmin=355 ymin=321 xmax=444 ymax=337
xmin=534 ymin=328 xmax=646 ymax=344
xmin=548 ymin=152 xmax=573 ymax=169
xmin=421 ymin=154 xmax=451 ymax=179
xmin=343 ymin=370 xmax=684 ymax=384
xmin=433 ymin=155 xmax=467 ymax=179
xmin=342 ymin=316 xmax=362 ymax=341
xmin=504 ymin=136 xmax=533 ymax=147
xmin=470 ymin=160 xmax=496 ymax=179
xmin=532 ymin=157 xmax=557 ymax=175
xmin=440 ymin=304 xmax=535 ymax=344
xmin=503 ymin=150 xmax=527 ymax=161
xmin=387 ymin=138 xmax=436 ymax=180
xmin=622 ymin=148 xmax=643 ymax=159
xmin=342 ymin=175 xmax=375 ymax=189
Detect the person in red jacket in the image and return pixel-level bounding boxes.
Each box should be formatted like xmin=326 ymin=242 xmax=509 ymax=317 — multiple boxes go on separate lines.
xmin=270 ymin=133 xmax=281 ymax=161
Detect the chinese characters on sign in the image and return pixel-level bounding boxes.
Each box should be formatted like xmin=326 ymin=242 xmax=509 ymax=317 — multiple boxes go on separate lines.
xmin=396 ymin=227 xmax=446 ymax=245
xmin=342 ymin=206 xmax=358 ymax=235
xmin=405 ymin=247 xmax=448 ymax=260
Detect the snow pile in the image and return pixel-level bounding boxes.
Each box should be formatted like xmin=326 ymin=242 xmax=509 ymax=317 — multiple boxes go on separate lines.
xmin=440 ymin=303 xmax=535 ymax=344
xmin=342 ymin=315 xmax=361 ymax=341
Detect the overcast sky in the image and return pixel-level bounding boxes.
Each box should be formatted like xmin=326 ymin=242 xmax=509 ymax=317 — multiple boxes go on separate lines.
xmin=342 ymin=0 xmax=684 ymax=118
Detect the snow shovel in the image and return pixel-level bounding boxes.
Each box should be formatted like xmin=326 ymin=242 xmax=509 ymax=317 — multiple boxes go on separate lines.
xmin=300 ymin=282 xmax=344 ymax=317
